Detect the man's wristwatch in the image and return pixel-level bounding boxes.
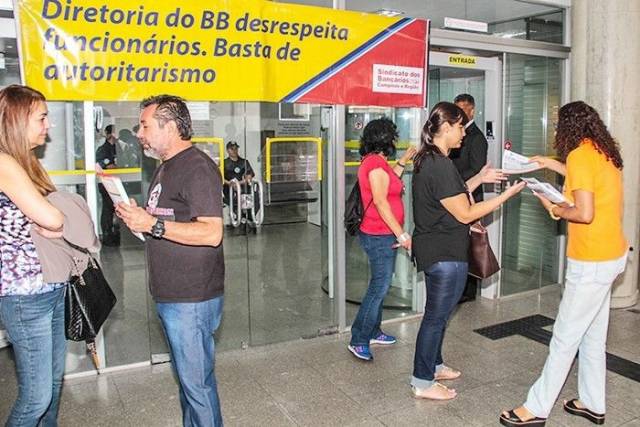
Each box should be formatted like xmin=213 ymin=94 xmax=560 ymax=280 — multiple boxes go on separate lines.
xmin=151 ymin=218 xmax=166 ymax=239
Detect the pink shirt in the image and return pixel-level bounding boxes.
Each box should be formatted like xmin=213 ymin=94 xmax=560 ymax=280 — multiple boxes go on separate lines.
xmin=358 ymin=154 xmax=405 ymax=235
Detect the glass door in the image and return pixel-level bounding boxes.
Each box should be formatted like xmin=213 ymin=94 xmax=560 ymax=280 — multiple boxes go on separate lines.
xmin=500 ymin=54 xmax=563 ymax=296
xmin=159 ymin=101 xmax=252 ymax=354
xmin=245 ymin=102 xmax=334 ymax=345
xmin=344 ymin=105 xmax=422 ymax=326
xmin=426 ymin=51 xmax=503 ymax=299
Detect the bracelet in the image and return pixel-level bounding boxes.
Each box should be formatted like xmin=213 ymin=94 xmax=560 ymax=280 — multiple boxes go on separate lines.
xmin=397 ymin=232 xmax=410 ymax=243
xmin=397 ymin=161 xmax=406 ymax=168
xmin=548 ymin=204 xmax=561 ymax=221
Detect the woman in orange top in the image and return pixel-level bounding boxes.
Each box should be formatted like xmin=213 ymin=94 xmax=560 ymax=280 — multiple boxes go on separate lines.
xmin=500 ymin=101 xmax=628 ymax=427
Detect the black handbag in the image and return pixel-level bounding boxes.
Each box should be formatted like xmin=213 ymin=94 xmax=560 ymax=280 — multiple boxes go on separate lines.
xmin=468 ymin=222 xmax=500 ymax=279
xmin=344 ymin=181 xmax=372 ymax=236
xmin=64 ymin=252 xmax=116 ymax=343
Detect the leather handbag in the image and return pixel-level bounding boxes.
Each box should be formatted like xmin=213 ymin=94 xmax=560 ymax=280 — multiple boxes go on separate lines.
xmin=468 ymin=222 xmax=500 ymax=279
xmin=64 ymin=252 xmax=116 ymax=343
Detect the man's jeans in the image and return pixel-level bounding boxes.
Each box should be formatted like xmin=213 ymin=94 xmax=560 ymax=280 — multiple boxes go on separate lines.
xmin=412 ymin=261 xmax=467 ymax=389
xmin=0 ymin=286 xmax=66 ymax=427
xmin=156 ymin=296 xmax=224 ymax=427
xmin=524 ymin=253 xmax=628 ymax=418
xmin=350 ymin=233 xmax=398 ymax=347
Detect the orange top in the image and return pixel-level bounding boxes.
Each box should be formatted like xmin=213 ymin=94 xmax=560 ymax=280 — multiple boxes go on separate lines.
xmin=564 ymin=139 xmax=627 ymax=261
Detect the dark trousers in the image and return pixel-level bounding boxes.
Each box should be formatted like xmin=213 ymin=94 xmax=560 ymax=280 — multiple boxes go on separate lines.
xmin=460 ymin=276 xmax=478 ymax=301
xmin=98 ymin=184 xmax=117 ymax=240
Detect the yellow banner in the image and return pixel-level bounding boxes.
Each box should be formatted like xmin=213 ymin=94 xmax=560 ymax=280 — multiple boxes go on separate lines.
xmin=14 ymin=0 xmax=428 ymax=105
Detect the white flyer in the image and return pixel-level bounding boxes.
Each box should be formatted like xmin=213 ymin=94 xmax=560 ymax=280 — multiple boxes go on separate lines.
xmin=502 ymin=150 xmax=540 ymax=174
xmin=521 ymin=177 xmax=572 ymax=206
xmin=98 ymin=173 xmax=145 ymax=241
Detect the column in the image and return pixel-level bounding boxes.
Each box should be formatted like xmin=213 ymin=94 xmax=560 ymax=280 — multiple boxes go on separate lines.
xmin=572 ymin=1 xmax=640 ymax=308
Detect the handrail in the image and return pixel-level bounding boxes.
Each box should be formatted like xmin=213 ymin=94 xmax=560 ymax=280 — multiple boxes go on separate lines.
xmin=344 ymin=160 xmax=414 ymax=167
xmin=192 ymin=137 xmax=225 ymax=177
xmin=345 ymin=140 xmax=414 ymax=150
xmin=48 ymin=167 xmax=142 ymax=176
xmin=228 ymin=179 xmax=242 ymax=228
xmin=251 ymin=179 xmax=265 ymax=226
xmin=265 ymin=136 xmax=322 ymax=183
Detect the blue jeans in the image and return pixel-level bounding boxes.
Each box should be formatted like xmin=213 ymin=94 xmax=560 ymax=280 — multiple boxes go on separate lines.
xmin=156 ymin=296 xmax=224 ymax=427
xmin=411 ymin=262 xmax=467 ymax=389
xmin=350 ymin=233 xmax=398 ymax=347
xmin=0 ymin=286 xmax=66 ymax=427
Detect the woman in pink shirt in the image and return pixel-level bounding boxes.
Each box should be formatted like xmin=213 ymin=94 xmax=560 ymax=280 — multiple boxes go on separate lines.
xmin=348 ymin=118 xmax=415 ymax=361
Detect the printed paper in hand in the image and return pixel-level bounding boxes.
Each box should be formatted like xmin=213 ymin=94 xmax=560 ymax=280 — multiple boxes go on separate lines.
xmin=502 ymin=150 xmax=539 ymax=174
xmin=98 ymin=173 xmax=145 ymax=241
xmin=521 ymin=177 xmax=571 ymax=206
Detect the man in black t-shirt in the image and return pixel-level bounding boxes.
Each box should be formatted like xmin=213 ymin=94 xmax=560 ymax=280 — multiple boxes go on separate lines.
xmin=223 ymin=140 xmax=254 ymax=205
xmin=223 ymin=141 xmax=259 ymax=232
xmin=116 ymin=95 xmax=225 ymax=427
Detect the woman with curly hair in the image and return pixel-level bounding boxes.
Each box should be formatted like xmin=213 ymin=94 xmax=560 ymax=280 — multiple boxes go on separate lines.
xmin=500 ymin=101 xmax=628 ymax=427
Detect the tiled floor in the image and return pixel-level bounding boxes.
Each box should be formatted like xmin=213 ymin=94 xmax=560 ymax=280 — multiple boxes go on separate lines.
xmin=2 ymin=288 xmax=640 ymax=426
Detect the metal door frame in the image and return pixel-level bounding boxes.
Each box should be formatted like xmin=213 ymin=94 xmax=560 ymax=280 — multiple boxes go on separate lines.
xmin=427 ymin=51 xmax=503 ymax=299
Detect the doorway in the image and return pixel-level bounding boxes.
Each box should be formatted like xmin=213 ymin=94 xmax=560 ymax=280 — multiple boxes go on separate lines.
xmin=427 ymin=51 xmax=504 ymax=298
xmin=426 ymin=50 xmax=564 ymax=298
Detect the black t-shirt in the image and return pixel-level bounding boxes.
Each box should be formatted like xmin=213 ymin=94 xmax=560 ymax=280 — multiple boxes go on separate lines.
xmin=224 ymin=157 xmax=254 ymax=182
xmin=412 ymin=153 xmax=470 ymax=272
xmin=145 ymin=146 xmax=224 ymax=302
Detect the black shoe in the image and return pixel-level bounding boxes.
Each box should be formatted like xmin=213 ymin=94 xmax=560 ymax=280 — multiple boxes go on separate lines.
xmin=101 ymin=233 xmax=120 ymax=247
xmin=563 ymin=399 xmax=605 ymax=425
xmin=458 ymin=294 xmax=476 ymax=304
xmin=101 ymin=237 xmax=118 ymax=247
xmin=499 ymin=410 xmax=546 ymax=427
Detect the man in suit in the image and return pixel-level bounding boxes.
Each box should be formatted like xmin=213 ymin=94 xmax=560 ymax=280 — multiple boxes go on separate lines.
xmin=451 ymin=93 xmax=488 ymax=303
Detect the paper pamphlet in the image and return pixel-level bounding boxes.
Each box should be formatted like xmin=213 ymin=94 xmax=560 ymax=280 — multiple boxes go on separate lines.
xmin=97 ymin=173 xmax=145 ymax=241
xmin=502 ymin=150 xmax=539 ymax=174
xmin=521 ymin=177 xmax=571 ymax=206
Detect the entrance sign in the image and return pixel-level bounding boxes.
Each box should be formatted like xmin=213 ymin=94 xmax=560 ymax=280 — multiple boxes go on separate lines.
xmin=447 ymin=54 xmax=477 ymax=68
xmin=14 ymin=0 xmax=429 ymax=106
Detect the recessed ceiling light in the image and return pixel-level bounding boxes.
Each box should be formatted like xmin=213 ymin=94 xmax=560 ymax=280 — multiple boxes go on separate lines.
xmin=373 ymin=9 xmax=405 ymax=17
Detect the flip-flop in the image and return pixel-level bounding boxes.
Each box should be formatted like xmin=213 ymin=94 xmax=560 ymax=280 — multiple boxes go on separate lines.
xmin=434 ymin=366 xmax=461 ymax=381
xmin=499 ymin=409 xmax=546 ymax=427
xmin=411 ymin=382 xmax=457 ymax=401
xmin=563 ymin=399 xmax=605 ymax=425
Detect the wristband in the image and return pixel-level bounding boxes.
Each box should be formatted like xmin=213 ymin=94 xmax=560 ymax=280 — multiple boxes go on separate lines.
xmin=548 ymin=204 xmax=561 ymax=221
xmin=397 ymin=161 xmax=406 ymax=168
xmin=397 ymin=232 xmax=410 ymax=243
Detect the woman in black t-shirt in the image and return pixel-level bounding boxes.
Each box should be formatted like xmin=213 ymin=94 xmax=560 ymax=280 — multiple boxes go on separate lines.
xmin=410 ymin=102 xmax=525 ymax=400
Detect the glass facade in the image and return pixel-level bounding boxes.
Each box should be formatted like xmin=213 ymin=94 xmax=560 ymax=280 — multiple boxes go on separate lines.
xmin=344 ymin=0 xmax=564 ymax=44
xmin=500 ymin=54 xmax=563 ymax=296
xmin=0 ymin=0 xmax=569 ymax=374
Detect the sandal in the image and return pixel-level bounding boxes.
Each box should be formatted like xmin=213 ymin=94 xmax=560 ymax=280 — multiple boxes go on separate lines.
xmin=412 ymin=382 xmax=457 ymax=401
xmin=434 ymin=365 xmax=461 ymax=381
xmin=499 ymin=409 xmax=546 ymax=427
xmin=563 ymin=399 xmax=605 ymax=425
